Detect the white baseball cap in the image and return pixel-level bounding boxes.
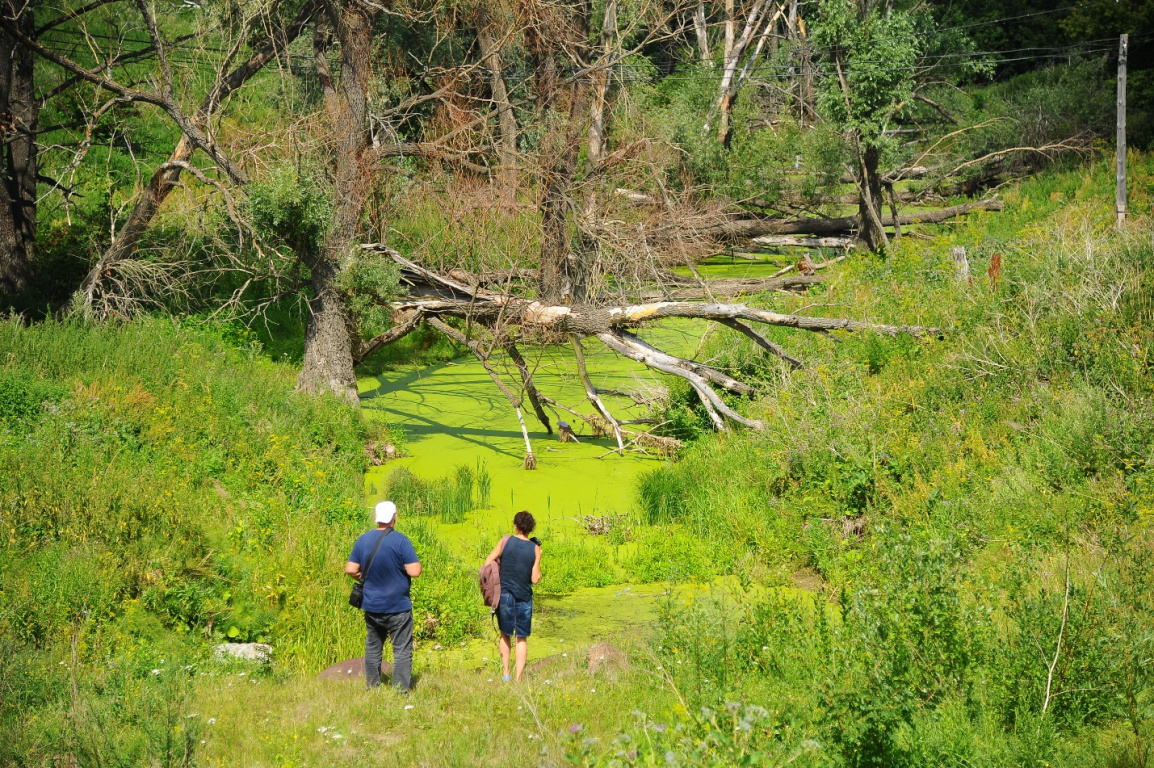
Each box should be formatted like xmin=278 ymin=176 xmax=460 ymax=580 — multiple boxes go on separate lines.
xmin=375 ymin=500 xmax=397 ymax=524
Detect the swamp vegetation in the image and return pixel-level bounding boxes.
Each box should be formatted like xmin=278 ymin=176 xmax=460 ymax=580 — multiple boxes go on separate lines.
xmin=1 ymin=0 xmax=1153 ymax=765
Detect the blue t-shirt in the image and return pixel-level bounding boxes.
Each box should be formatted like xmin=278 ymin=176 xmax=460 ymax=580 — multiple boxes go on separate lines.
xmin=349 ymin=528 xmax=420 ymax=614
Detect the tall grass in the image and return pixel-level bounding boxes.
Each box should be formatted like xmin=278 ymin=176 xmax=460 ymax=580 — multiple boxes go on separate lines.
xmin=0 ymin=318 xmax=482 ymax=765
xmin=386 ymin=460 xmax=492 ymax=523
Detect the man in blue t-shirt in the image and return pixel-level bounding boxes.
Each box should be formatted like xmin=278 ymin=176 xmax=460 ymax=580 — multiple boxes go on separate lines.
xmin=345 ymin=500 xmax=422 ymax=690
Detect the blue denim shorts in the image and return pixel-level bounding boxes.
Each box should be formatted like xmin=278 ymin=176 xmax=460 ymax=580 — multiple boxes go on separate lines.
xmin=497 ymin=592 xmax=533 ymax=637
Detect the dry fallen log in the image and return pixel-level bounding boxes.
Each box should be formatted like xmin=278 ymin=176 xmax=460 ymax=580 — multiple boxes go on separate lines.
xmin=358 ymin=243 xmax=937 ymax=436
xmin=752 ymin=235 xmax=854 ymax=249
xmin=712 ymin=199 xmax=1003 ymax=242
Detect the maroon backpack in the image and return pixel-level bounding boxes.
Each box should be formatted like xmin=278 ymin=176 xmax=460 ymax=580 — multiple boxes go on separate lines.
xmin=478 ymin=536 xmax=509 ymax=610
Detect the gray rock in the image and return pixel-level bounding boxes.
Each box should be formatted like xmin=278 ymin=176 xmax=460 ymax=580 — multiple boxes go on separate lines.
xmin=214 ymin=643 xmax=272 ymax=663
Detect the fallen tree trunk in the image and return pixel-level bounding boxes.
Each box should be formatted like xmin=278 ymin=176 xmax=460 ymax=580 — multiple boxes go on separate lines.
xmin=358 ymin=243 xmax=937 ymax=434
xmin=711 ymin=199 xmax=1003 ymax=242
xmin=751 ymin=236 xmax=853 ymax=249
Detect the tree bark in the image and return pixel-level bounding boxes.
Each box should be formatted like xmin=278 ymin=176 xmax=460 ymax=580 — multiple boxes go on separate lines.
xmin=856 ymin=143 xmax=888 ymax=251
xmin=536 ymin=0 xmax=592 ymax=304
xmin=297 ymin=1 xmax=379 ymax=403
xmin=0 ymin=5 xmax=37 ymax=298
xmin=476 ymin=10 xmax=517 ymax=198
xmin=298 ymin=257 xmax=359 ymax=401
xmin=693 ymin=0 xmax=710 ymax=64
xmin=587 ymin=0 xmax=616 ymax=166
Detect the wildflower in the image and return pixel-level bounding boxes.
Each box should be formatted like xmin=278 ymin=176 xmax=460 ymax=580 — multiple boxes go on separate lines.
xmin=207 ymin=718 xmax=217 ymax=725
xmin=569 ymin=724 xmax=583 ymax=734
xmin=151 ymin=669 xmax=160 ymax=675
xmin=653 ymin=724 xmax=667 ymax=733
xmin=404 ymin=705 xmax=414 ymax=711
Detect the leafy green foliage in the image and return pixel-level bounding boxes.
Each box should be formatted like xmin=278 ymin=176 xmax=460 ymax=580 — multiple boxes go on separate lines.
xmin=0 ymin=318 xmax=483 ymax=764
xmin=813 ymin=0 xmax=921 ymax=148
xmin=386 ymin=461 xmax=492 ymax=524
xmin=247 ymin=167 xmax=333 ymax=262
xmin=336 ymin=252 xmax=401 ymax=341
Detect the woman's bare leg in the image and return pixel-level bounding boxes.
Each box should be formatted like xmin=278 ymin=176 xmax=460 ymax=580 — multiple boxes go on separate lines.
xmin=514 ymin=637 xmax=529 ymax=681
xmin=499 ymin=633 xmax=512 ymax=679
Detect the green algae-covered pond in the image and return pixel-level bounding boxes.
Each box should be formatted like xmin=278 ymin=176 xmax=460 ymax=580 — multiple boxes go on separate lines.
xmin=355 ymin=254 xmax=803 ymax=659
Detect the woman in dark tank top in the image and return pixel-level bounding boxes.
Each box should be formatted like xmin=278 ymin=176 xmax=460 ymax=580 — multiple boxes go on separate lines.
xmin=483 ymin=511 xmax=542 ymax=682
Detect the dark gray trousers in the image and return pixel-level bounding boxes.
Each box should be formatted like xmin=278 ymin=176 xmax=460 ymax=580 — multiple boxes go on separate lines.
xmin=364 ymin=609 xmax=414 ymax=691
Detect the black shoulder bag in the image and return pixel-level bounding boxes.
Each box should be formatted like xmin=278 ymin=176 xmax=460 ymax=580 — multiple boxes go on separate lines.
xmin=349 ymin=528 xmax=391 ymax=609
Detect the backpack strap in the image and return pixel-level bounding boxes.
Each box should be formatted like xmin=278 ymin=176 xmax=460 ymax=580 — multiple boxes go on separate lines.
xmin=360 ymin=527 xmax=392 ymax=581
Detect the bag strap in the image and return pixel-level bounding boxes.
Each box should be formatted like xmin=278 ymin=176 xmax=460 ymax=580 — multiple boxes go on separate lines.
xmin=360 ymin=527 xmax=392 ymax=581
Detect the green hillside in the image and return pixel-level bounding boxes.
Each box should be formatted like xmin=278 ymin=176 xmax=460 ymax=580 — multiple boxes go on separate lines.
xmin=2 ymin=156 xmax=1153 ymax=766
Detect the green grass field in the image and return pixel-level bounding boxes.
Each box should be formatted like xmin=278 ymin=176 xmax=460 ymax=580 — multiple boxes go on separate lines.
xmin=3 ymin=154 xmax=1154 ymax=767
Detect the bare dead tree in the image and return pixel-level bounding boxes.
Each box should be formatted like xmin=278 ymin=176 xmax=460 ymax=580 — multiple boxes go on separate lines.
xmin=474 ymin=3 xmax=518 ymax=200
xmin=69 ymin=0 xmax=320 ymax=318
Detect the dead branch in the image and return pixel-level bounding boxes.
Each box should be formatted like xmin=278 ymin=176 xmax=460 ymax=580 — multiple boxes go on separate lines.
xmin=426 ymin=316 xmax=537 ymax=469
xmin=503 ymin=341 xmax=553 ymax=433
xmin=361 ymin=243 xmax=936 ymax=431
xmin=354 ymin=309 xmax=425 ymax=364
xmin=571 ymin=334 xmax=625 ymax=450
xmin=716 ymin=318 xmax=802 ymax=368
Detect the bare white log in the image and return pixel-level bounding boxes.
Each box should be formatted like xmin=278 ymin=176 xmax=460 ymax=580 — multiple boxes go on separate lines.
xmin=597 ymin=332 xmax=764 ymax=431
xmin=570 ymin=334 xmax=625 ymax=450
xmin=705 ymin=0 xmax=768 ymax=138
xmin=693 ymin=0 xmax=711 ymax=64
xmin=752 ymin=235 xmax=853 ymax=248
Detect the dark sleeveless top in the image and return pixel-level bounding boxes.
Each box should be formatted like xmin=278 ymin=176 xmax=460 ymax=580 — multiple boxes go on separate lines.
xmin=499 ymin=537 xmax=537 ymax=602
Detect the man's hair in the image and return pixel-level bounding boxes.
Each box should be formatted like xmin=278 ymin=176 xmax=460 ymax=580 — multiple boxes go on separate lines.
xmin=513 ymin=510 xmax=536 ymax=535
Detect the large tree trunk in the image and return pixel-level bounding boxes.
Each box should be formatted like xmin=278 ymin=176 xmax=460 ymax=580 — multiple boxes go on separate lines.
xmin=297 ymin=1 xmax=378 ymax=403
xmin=476 ymin=10 xmax=517 ymax=201
xmin=364 ymin=244 xmax=937 ymax=434
xmin=587 ymin=0 xmax=616 ymax=165
xmin=535 ymin=0 xmax=592 ymax=305
xmin=298 ymin=257 xmax=359 ymax=400
xmin=856 ymin=143 xmax=887 ymax=251
xmin=0 ymin=6 xmax=37 ymax=298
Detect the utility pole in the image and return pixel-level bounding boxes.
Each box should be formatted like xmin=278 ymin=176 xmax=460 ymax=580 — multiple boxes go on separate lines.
xmin=1117 ymin=33 xmax=1128 ymax=227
